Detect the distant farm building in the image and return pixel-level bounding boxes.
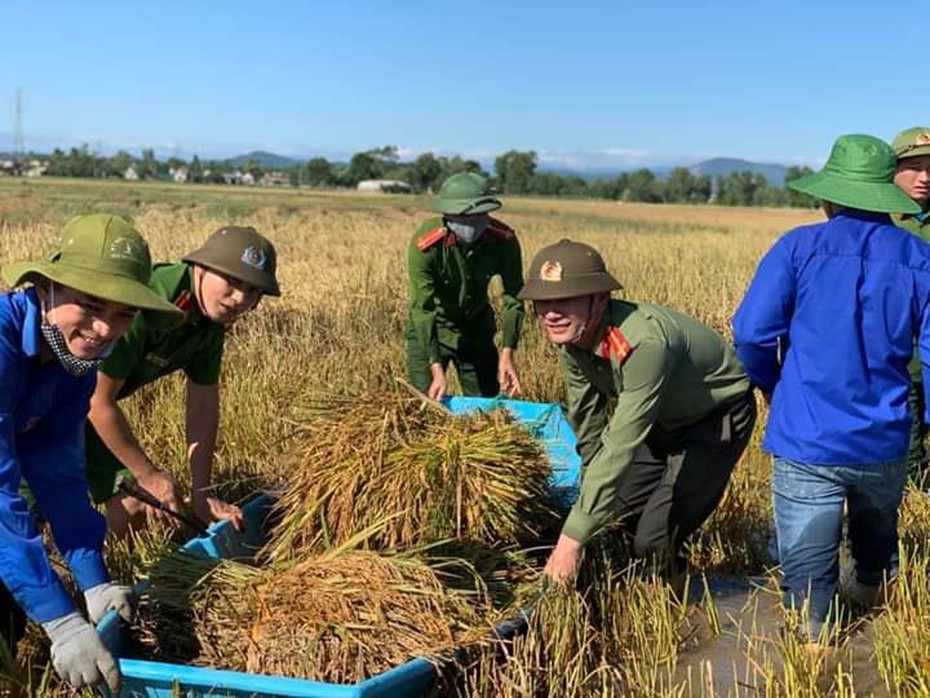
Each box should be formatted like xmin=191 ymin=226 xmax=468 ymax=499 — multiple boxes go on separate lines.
xmin=0 ymin=159 xmax=21 ymax=176
xmin=170 ymin=166 xmax=190 ymax=183
xmin=124 ymin=165 xmax=140 ymax=181
xmin=24 ymin=160 xmax=48 ymax=177
xmin=0 ymin=159 xmax=45 ymax=177
xmin=260 ymin=171 xmax=290 ymax=187
xmin=219 ymin=170 xmax=255 ymax=186
xmin=357 ymin=179 xmax=412 ymax=194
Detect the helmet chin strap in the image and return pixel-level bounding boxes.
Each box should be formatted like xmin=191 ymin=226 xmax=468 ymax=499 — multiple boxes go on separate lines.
xmin=571 ymin=296 xmax=605 ymax=348
xmin=572 ymin=318 xmax=589 ymax=344
xmin=193 ymin=265 xmax=208 ymax=317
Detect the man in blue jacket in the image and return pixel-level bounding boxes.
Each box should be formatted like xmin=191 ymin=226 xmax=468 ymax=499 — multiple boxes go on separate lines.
xmin=0 ymin=214 xmax=182 ymax=691
xmin=733 ymin=134 xmax=930 ymax=643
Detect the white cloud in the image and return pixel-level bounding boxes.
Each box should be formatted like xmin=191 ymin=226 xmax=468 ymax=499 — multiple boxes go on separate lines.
xmin=535 ymin=148 xmax=682 ymax=171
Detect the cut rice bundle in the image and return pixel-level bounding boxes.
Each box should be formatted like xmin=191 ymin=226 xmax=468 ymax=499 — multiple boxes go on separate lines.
xmin=143 ymin=549 xmax=490 ymax=684
xmin=266 ymin=392 xmax=555 ymax=560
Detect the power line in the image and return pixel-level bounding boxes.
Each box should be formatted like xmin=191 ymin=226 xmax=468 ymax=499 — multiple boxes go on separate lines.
xmin=12 ymin=88 xmax=24 ymax=161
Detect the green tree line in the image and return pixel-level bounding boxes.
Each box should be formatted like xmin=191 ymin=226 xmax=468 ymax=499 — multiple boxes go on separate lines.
xmin=23 ymin=145 xmax=818 ymax=208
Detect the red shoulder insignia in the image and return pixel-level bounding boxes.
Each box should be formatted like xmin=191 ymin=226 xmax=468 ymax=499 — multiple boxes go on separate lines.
xmin=174 ymin=289 xmax=192 ymax=311
xmin=595 ymin=326 xmax=633 ymax=366
xmin=416 ymin=226 xmax=447 ymax=251
xmin=484 ymin=217 xmax=516 ymax=240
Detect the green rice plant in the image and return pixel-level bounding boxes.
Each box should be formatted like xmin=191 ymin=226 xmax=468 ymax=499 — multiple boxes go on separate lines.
xmin=730 ymin=575 xmax=863 ymax=698
xmin=451 ymin=548 xmax=694 ymax=696
xmin=873 ymin=540 xmax=930 ymax=694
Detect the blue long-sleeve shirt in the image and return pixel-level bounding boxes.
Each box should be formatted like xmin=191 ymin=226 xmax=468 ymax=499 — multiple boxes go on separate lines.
xmin=0 ymin=288 xmax=109 ymax=622
xmin=733 ymin=209 xmax=930 ymax=465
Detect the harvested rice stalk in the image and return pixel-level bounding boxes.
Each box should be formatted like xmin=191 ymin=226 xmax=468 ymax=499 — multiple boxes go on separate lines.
xmin=266 ymin=398 xmax=556 ymax=559
xmin=452 ymin=555 xmax=692 ymax=697
xmin=145 ymin=549 xmax=491 ymax=684
xmin=266 ymin=390 xmax=448 ymax=558
xmin=129 ymin=549 xmax=227 ymax=663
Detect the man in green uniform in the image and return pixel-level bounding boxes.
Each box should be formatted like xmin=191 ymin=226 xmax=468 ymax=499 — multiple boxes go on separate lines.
xmin=518 ymin=239 xmax=755 ymax=588
xmin=892 ymin=127 xmax=930 ymax=486
xmin=85 ymin=226 xmax=280 ymax=537
xmin=406 ymin=172 xmax=525 ymax=400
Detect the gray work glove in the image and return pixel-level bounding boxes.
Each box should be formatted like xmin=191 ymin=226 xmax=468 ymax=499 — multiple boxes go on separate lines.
xmin=84 ymin=581 xmax=135 ymax=624
xmin=41 ymin=612 xmax=121 ymax=692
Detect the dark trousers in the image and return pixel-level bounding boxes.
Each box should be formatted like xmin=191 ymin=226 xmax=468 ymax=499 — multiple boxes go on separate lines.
xmin=405 ymin=326 xmax=500 ymax=397
xmin=0 ymin=582 xmax=26 ymax=660
xmin=611 ymin=390 xmax=757 ymax=572
xmin=908 ymin=380 xmax=927 ymax=487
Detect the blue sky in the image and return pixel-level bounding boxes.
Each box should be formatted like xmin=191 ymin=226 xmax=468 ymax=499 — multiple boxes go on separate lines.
xmin=2 ymin=0 xmax=927 ymax=170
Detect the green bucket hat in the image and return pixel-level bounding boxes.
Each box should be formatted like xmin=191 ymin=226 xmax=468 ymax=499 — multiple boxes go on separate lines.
xmin=892 ymin=126 xmax=930 ymax=160
xmin=434 ymin=172 xmax=502 ymax=215
xmin=183 ymin=226 xmax=280 ymax=297
xmin=2 ymin=214 xmax=183 ymax=329
xmin=788 ymin=134 xmax=921 ymax=214
xmin=518 ymin=239 xmax=622 ymax=301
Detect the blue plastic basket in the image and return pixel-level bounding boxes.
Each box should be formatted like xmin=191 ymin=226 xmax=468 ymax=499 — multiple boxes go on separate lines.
xmin=98 ymin=397 xmax=581 ymax=697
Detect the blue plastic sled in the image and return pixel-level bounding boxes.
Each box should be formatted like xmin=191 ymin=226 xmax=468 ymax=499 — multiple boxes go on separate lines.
xmin=98 ymin=397 xmax=581 ymax=697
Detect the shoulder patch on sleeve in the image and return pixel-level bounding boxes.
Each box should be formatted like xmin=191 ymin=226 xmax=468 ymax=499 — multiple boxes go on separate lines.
xmin=416 ymin=226 xmax=448 ymax=251
xmin=595 ymin=326 xmax=633 ymax=367
xmin=485 ymin=217 xmax=516 ymax=240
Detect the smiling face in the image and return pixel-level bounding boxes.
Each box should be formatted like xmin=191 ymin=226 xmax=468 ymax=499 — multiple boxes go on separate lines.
xmin=39 ymin=283 xmax=138 ymax=359
xmin=534 ymin=294 xmax=604 ymax=346
xmin=894 ymin=155 xmax=930 ymax=205
xmin=193 ymin=265 xmax=261 ymax=327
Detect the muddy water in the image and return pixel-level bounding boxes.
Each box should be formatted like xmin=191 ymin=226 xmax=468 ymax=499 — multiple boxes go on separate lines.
xmin=674 ymin=576 xmax=891 ymax=696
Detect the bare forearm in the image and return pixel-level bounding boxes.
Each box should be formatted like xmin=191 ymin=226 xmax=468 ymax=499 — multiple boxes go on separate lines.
xmin=186 ymin=383 xmax=220 ymax=497
xmin=188 ymin=431 xmax=217 ymax=496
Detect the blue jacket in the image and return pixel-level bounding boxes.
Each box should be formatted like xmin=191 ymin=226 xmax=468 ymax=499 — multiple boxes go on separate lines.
xmin=0 ymin=288 xmax=109 ymax=622
xmin=733 ymin=209 xmax=930 ymax=465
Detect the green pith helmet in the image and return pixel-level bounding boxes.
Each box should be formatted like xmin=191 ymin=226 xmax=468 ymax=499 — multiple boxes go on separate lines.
xmin=2 ymin=214 xmax=183 ymax=329
xmin=183 ymin=226 xmax=280 ymax=296
xmin=892 ymin=126 xmax=930 ymax=160
xmin=788 ymin=134 xmax=920 ymax=214
xmin=434 ymin=172 xmax=502 ymax=215
xmin=518 ymin=239 xmax=622 ymax=301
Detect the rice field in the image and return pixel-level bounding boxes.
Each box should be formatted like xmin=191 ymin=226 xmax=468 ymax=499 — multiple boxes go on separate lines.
xmin=2 ymin=176 xmax=930 ymax=696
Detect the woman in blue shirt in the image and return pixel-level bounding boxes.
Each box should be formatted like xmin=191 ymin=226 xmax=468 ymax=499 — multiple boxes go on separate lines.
xmin=0 ymin=214 xmax=181 ymax=692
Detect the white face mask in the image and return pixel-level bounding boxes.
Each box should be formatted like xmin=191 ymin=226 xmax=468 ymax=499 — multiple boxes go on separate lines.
xmin=446 ymin=217 xmax=490 ymax=245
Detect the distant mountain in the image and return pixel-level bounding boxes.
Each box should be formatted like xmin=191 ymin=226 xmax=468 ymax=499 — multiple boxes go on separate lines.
xmin=688 ymin=157 xmax=788 ymax=186
xmin=227 ymin=151 xmax=299 ymax=169
xmin=537 ymin=165 xmax=674 ymax=182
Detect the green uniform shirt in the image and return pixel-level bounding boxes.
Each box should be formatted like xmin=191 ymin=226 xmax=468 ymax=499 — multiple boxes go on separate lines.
xmin=892 ymin=209 xmax=930 ymax=242
xmin=406 ymin=216 xmax=525 ymax=364
xmin=560 ymin=300 xmax=751 ymax=544
xmin=100 ymin=262 xmax=226 ymax=398
xmin=892 ymin=209 xmax=930 ymax=381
